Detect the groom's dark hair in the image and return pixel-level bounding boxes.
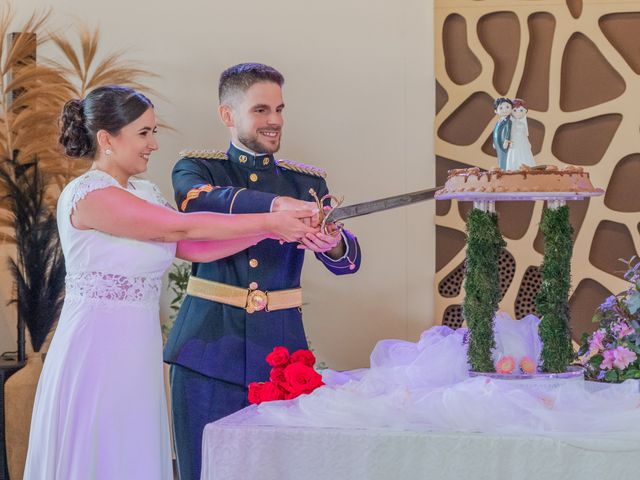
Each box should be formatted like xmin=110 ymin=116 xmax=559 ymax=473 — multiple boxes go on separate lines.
xmin=219 ymin=63 xmax=284 ymax=106
xmin=493 ymin=97 xmax=513 ymax=110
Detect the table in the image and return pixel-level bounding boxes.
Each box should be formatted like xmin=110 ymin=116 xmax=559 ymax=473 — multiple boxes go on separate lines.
xmin=0 ymin=360 xmax=24 ymax=480
xmin=202 ymin=405 xmax=640 ymax=480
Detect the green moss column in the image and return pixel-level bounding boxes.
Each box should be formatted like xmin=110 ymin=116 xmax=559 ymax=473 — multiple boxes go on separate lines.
xmin=463 ymin=206 xmax=506 ymax=372
xmin=536 ymin=203 xmax=574 ymax=373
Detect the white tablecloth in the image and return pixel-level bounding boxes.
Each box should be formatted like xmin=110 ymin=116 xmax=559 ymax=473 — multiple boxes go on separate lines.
xmin=201 ymin=405 xmax=640 ymax=480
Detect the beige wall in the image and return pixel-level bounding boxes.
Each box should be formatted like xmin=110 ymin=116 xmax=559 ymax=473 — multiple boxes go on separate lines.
xmin=3 ymin=0 xmax=435 ymax=369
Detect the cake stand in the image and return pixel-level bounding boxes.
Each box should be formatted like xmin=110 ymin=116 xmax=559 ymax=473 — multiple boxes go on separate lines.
xmin=437 ymin=188 xmax=604 ymax=380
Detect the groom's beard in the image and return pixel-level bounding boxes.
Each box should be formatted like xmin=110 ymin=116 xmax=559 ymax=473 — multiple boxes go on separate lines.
xmin=238 ymin=130 xmax=282 ymax=154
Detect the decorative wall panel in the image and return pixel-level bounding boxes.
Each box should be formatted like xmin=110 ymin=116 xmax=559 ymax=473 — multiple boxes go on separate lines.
xmin=435 ymin=0 xmax=639 ymax=341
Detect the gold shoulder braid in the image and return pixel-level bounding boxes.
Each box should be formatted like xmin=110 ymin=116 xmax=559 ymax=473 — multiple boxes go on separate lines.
xmin=276 ymin=159 xmax=327 ymax=178
xmin=179 ymin=149 xmax=228 ymax=160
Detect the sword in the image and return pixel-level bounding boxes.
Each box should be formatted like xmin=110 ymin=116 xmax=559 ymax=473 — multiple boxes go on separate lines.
xmin=309 ymin=186 xmax=441 ymax=234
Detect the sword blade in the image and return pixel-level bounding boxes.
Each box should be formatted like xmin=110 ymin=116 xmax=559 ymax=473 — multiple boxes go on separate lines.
xmin=325 ymin=186 xmax=441 ymax=223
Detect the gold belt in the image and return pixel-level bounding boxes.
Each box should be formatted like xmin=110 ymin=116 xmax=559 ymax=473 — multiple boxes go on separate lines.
xmin=186 ymin=276 xmax=302 ymax=314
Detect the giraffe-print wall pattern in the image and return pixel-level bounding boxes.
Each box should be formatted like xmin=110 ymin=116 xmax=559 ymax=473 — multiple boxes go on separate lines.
xmin=435 ymin=0 xmax=640 ymax=340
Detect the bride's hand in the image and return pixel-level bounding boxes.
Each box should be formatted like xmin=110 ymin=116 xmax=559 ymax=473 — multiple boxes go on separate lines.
xmin=272 ymin=197 xmax=321 ymax=227
xmin=266 ymin=210 xmax=319 ymax=243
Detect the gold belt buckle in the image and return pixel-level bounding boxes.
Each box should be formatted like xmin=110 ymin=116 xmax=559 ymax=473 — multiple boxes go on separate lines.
xmin=246 ymin=289 xmax=268 ymax=313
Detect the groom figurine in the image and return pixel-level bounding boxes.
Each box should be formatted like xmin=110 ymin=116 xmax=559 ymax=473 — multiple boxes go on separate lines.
xmin=164 ymin=63 xmax=361 ymax=480
xmin=492 ymin=97 xmax=513 ymax=169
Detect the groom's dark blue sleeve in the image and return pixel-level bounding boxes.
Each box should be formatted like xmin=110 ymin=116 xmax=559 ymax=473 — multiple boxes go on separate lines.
xmin=172 ymin=157 xmax=277 ymax=214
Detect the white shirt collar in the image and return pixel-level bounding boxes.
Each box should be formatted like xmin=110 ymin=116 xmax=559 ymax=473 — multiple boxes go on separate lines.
xmin=232 ymin=141 xmax=268 ymax=157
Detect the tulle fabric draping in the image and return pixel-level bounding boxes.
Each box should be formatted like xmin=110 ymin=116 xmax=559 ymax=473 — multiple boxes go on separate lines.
xmin=247 ymin=325 xmax=640 ymax=448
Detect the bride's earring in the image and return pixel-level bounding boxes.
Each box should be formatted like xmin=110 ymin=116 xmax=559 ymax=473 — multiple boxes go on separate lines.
xmin=105 ymin=149 xmax=112 ymax=156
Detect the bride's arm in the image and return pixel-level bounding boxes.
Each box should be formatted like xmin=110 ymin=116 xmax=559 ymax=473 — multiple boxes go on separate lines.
xmin=175 ymin=237 xmax=264 ymax=262
xmin=72 ymin=186 xmax=315 ymax=243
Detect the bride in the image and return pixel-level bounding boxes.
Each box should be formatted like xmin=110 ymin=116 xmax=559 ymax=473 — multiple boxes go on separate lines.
xmin=505 ymin=98 xmax=535 ymax=171
xmin=23 ymin=85 xmax=318 ymax=479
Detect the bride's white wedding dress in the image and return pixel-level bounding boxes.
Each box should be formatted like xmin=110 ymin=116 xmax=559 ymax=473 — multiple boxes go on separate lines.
xmin=505 ymin=116 xmax=535 ymax=170
xmin=24 ymin=170 xmax=176 ymax=480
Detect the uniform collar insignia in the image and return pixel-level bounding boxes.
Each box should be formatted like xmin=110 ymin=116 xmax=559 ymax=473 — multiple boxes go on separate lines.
xmin=227 ymin=143 xmax=275 ymax=170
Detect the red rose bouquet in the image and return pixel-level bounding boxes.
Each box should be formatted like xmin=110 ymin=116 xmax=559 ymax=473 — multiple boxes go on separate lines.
xmin=248 ymin=346 xmax=324 ymax=404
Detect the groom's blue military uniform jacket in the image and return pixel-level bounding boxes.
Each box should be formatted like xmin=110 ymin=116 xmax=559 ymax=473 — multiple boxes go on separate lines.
xmin=163 ymin=143 xmax=361 ymax=386
xmin=493 ymin=116 xmax=512 ymax=170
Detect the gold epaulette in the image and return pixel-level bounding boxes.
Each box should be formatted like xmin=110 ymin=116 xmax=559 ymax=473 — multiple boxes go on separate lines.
xmin=276 ymin=159 xmax=327 ymax=178
xmin=179 ymin=149 xmax=228 ymax=160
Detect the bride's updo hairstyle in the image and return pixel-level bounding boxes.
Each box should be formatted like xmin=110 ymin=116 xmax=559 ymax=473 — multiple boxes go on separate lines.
xmin=59 ymin=85 xmax=153 ymax=158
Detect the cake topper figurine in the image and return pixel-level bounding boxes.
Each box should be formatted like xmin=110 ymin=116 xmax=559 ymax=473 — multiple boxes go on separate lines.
xmin=492 ymin=97 xmax=513 ymax=169
xmin=505 ymin=98 xmax=536 ymax=171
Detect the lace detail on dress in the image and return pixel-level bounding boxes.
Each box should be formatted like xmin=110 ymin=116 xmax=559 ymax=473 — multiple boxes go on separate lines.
xmin=65 ymin=272 xmax=162 ymax=306
xmin=150 ymin=182 xmax=174 ymax=209
xmin=129 ymin=179 xmax=175 ymax=209
xmin=69 ymin=170 xmax=122 ymax=213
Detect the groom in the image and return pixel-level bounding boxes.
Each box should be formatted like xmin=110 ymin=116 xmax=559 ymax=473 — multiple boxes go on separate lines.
xmin=164 ymin=63 xmax=362 ymax=480
xmin=492 ymin=97 xmax=512 ymax=169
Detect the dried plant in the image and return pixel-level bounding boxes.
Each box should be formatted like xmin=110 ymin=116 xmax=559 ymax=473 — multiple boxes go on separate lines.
xmin=0 ymin=9 xmax=70 ymax=354
xmin=48 ymin=25 xmax=158 ymax=99
xmin=0 ymin=163 xmax=65 ymax=352
xmin=0 ymin=9 xmax=75 ymax=208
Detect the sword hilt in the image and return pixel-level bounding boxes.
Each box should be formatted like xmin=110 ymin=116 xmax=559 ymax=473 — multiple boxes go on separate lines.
xmin=309 ymin=188 xmax=344 ymax=236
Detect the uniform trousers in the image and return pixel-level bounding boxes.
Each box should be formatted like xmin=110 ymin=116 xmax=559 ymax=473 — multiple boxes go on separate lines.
xmin=170 ymin=364 xmax=248 ymax=480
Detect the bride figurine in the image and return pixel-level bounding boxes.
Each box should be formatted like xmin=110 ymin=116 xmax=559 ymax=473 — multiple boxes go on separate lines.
xmin=505 ymin=98 xmax=536 ymax=170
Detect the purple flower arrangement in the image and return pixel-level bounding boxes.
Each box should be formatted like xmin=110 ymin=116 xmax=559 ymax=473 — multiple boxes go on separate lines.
xmin=578 ymin=257 xmax=640 ymax=382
